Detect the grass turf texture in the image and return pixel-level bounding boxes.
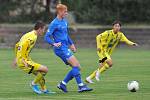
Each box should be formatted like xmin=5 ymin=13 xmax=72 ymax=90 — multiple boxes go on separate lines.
xmin=0 ymin=48 xmax=149 ymax=100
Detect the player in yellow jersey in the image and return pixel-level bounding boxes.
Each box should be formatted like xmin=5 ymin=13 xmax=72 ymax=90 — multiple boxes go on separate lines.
xmin=13 ymin=21 xmax=55 ymax=94
xmin=86 ymin=21 xmax=138 ymax=83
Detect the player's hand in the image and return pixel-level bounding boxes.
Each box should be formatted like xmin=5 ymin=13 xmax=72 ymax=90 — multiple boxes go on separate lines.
xmin=22 ymin=59 xmax=28 ymax=68
xmin=97 ymin=48 xmax=101 ymax=52
xmin=70 ymin=44 xmax=77 ymax=53
xmin=133 ymin=43 xmax=138 ymax=47
xmin=12 ymin=58 xmax=17 ymax=68
xmin=53 ymin=42 xmax=61 ymax=47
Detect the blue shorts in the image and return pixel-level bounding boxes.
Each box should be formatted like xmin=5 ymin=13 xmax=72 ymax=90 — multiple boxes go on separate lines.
xmin=54 ymin=49 xmax=73 ymax=65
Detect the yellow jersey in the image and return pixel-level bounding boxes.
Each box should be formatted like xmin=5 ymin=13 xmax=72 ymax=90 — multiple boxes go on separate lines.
xmin=96 ymin=30 xmax=135 ymax=55
xmin=15 ymin=30 xmax=37 ymax=61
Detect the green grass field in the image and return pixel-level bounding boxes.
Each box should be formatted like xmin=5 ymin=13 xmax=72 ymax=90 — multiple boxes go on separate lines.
xmin=0 ymin=48 xmax=150 ymax=100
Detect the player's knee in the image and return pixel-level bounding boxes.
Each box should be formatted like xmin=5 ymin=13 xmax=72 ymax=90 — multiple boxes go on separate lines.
xmin=76 ymin=63 xmax=80 ymax=67
xmin=108 ymin=63 xmax=113 ymax=67
xmin=71 ymin=62 xmax=80 ymax=67
xmin=40 ymin=65 xmax=48 ymax=73
xmin=106 ymin=60 xmax=113 ymax=67
xmin=44 ymin=66 xmax=48 ymax=73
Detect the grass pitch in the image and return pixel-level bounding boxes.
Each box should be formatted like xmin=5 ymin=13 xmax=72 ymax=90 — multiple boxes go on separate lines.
xmin=0 ymin=48 xmax=150 ymax=100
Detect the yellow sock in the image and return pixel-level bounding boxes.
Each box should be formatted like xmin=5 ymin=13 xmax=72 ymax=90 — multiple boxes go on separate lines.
xmin=98 ymin=66 xmax=106 ymax=73
xmin=39 ymin=78 xmax=47 ymax=90
xmin=88 ymin=63 xmax=110 ymax=79
xmin=88 ymin=70 xmax=97 ymax=79
xmin=33 ymin=72 xmax=43 ymax=84
xmin=98 ymin=63 xmax=109 ymax=74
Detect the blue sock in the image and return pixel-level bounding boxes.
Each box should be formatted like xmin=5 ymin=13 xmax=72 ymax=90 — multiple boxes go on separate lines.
xmin=63 ymin=70 xmax=73 ymax=84
xmin=71 ymin=67 xmax=83 ymax=85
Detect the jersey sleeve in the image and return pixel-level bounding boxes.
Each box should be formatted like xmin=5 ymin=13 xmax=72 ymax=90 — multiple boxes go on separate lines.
xmin=44 ymin=23 xmax=56 ymax=45
xmin=120 ymin=33 xmax=135 ymax=45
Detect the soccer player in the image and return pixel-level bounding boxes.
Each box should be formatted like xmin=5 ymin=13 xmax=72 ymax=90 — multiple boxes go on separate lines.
xmin=13 ymin=21 xmax=55 ymax=94
xmin=86 ymin=21 xmax=138 ymax=83
xmin=44 ymin=4 xmax=93 ymax=93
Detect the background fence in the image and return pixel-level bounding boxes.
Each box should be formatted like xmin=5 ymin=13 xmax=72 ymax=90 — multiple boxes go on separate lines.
xmin=0 ymin=25 xmax=149 ymax=49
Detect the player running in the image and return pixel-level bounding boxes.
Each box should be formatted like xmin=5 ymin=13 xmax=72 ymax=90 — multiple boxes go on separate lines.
xmin=13 ymin=21 xmax=55 ymax=94
xmin=44 ymin=4 xmax=93 ymax=93
xmin=86 ymin=20 xmax=138 ymax=83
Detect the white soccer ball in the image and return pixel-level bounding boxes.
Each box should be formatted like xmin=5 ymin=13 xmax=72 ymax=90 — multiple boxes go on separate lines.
xmin=127 ymin=81 xmax=139 ymax=92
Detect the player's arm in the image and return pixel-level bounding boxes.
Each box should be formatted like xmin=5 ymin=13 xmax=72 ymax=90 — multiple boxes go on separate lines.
xmin=19 ymin=40 xmax=31 ymax=67
xmin=12 ymin=40 xmax=29 ymax=68
xmin=44 ymin=23 xmax=61 ymax=47
xmin=120 ymin=33 xmax=138 ymax=46
xmin=44 ymin=24 xmax=55 ymax=45
xmin=96 ymin=31 xmax=108 ymax=52
xmin=15 ymin=42 xmax=19 ymax=55
xmin=96 ymin=34 xmax=102 ymax=52
xmin=70 ymin=44 xmax=76 ymax=53
xmin=67 ymin=35 xmax=76 ymax=52
xmin=66 ymin=21 xmax=76 ymax=52
xmin=12 ymin=42 xmax=19 ymax=68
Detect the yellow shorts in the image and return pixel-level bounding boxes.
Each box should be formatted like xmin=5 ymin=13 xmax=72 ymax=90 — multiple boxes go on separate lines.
xmin=17 ymin=58 xmax=41 ymax=74
xmin=97 ymin=51 xmax=111 ymax=63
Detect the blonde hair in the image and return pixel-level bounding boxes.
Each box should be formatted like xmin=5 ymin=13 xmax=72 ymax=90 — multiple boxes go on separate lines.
xmin=56 ymin=4 xmax=67 ymax=12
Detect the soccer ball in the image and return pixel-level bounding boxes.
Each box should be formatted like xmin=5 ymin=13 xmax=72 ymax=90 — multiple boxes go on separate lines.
xmin=127 ymin=81 xmax=139 ymax=92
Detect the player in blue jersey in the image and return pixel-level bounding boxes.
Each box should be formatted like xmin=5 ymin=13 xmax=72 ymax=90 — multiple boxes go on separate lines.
xmin=44 ymin=4 xmax=93 ymax=93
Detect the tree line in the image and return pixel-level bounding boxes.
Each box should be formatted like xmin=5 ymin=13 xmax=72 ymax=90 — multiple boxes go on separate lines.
xmin=0 ymin=0 xmax=150 ymax=24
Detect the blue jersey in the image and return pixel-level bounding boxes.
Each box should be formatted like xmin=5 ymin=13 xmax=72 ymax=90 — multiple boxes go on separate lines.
xmin=44 ymin=17 xmax=73 ymax=50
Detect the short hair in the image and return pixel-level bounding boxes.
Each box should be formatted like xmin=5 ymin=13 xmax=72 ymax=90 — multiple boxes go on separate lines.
xmin=56 ymin=4 xmax=67 ymax=12
xmin=34 ymin=21 xmax=45 ymax=30
xmin=112 ymin=20 xmax=121 ymax=26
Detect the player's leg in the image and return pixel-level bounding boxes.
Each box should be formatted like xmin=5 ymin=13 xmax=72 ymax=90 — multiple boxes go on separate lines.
xmin=27 ymin=61 xmax=50 ymax=94
xmin=67 ymin=55 xmax=93 ymax=92
xmin=95 ymin=59 xmax=113 ymax=81
xmin=67 ymin=55 xmax=83 ymax=85
xmin=97 ymin=62 xmax=109 ymax=74
xmin=32 ymin=71 xmax=51 ymax=94
xmin=98 ymin=59 xmax=113 ymax=74
xmin=56 ymin=50 xmax=92 ymax=92
xmin=86 ymin=59 xmax=108 ymax=83
xmin=55 ymin=51 xmax=72 ymax=93
xmin=31 ymin=64 xmax=48 ymax=85
xmin=33 ymin=64 xmax=55 ymax=94
xmin=39 ymin=77 xmax=56 ymax=94
xmin=30 ymin=72 xmax=43 ymax=94
xmin=39 ymin=77 xmax=46 ymax=91
xmin=86 ymin=51 xmax=112 ymax=83
xmin=94 ymin=50 xmax=113 ymax=81
xmin=17 ymin=59 xmax=48 ymax=94
xmin=86 ymin=51 xmax=105 ymax=83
